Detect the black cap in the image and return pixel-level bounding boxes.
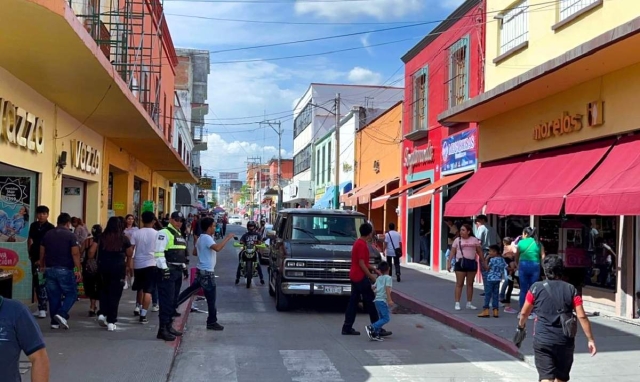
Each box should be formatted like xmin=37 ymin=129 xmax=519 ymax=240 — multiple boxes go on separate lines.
xmin=170 ymin=211 xmax=183 ymax=220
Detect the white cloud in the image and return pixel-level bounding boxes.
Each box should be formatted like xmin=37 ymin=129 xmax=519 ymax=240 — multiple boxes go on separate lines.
xmin=347 ymin=67 xmax=382 ymax=85
xmin=294 ymin=0 xmax=423 ymax=20
xmin=360 ymin=33 xmax=373 ymax=55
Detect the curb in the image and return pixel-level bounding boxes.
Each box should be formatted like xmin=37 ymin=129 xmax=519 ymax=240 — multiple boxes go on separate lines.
xmin=169 ymin=295 xmax=195 ymax=356
xmin=392 ymin=289 xmax=525 ymax=361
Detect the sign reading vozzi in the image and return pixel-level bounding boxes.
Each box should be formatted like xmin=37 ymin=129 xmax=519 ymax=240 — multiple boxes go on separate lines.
xmin=441 ymin=129 xmax=477 ymax=175
xmin=0 ymin=97 xmax=45 ymax=153
xmin=70 ymin=139 xmax=101 ymax=175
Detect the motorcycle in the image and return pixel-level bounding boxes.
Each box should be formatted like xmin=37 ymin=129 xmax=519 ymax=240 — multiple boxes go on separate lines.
xmin=233 ymin=241 xmax=267 ymax=288
xmin=214 ymin=222 xmax=222 ymax=240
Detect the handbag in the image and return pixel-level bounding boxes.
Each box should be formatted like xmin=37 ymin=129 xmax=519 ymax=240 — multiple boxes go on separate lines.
xmin=387 ymin=232 xmax=402 ymax=258
xmin=458 ymin=239 xmax=477 ymax=271
xmin=541 ymin=281 xmax=578 ymax=338
xmin=84 ymin=240 xmax=98 ymax=274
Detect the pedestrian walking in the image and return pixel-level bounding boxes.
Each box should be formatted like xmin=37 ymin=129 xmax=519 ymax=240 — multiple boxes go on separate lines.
xmin=382 ymin=223 xmax=402 ymax=281
xmin=154 ymin=211 xmax=188 ymax=341
xmin=365 ymin=261 xmax=394 ymax=341
xmin=71 ymin=217 xmax=90 ymax=254
xmin=0 ymin=296 xmax=50 ymax=382
xmin=516 ymin=255 xmax=597 ymax=382
xmin=176 ymin=217 xmax=235 ymax=330
xmin=478 ymin=245 xmax=507 ymax=318
xmin=516 ymin=227 xmax=545 ymax=320
xmin=342 ymin=222 xmax=382 ymax=336
xmin=499 ymin=237 xmax=518 ymax=314
xmin=94 ymin=217 xmax=133 ymax=332
xmin=131 ymin=212 xmax=160 ymax=324
xmin=82 ymin=225 xmax=102 ymax=317
xmin=40 ymin=213 xmax=82 ymax=330
xmin=221 ymin=213 xmax=228 ymax=236
xmin=447 ymin=223 xmax=481 ymax=311
xmin=27 ymin=205 xmax=54 ymax=319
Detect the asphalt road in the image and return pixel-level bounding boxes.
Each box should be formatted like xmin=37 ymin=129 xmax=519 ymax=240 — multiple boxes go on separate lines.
xmin=168 ymin=224 xmax=539 ymax=382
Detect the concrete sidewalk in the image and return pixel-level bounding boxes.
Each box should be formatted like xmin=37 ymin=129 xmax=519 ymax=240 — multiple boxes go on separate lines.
xmin=391 ymin=263 xmax=640 ymax=380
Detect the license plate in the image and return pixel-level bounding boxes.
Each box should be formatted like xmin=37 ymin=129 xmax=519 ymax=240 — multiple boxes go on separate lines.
xmin=324 ymin=286 xmax=342 ymax=294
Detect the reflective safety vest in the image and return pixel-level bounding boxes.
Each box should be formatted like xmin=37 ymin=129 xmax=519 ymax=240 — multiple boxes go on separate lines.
xmin=162 ymin=225 xmax=187 ymax=264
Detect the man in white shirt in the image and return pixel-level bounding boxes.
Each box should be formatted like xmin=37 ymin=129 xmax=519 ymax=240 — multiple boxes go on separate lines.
xmin=383 ymin=223 xmax=402 ymax=282
xmin=176 ymin=217 xmax=234 ymax=331
xmin=130 ymin=211 xmax=159 ymax=324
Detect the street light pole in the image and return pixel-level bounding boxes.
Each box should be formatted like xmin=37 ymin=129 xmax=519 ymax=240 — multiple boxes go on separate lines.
xmin=260 ymin=120 xmax=283 ymax=212
xmin=333 ymin=93 xmax=341 ymax=209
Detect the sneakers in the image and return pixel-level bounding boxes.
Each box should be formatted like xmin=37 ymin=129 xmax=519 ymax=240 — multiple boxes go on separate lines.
xmin=466 ymin=302 xmax=477 ymax=310
xmin=107 ymin=323 xmax=117 ymax=332
xmin=151 ymin=304 xmax=160 ymax=312
xmin=33 ymin=310 xmax=46 ymax=319
xmin=341 ymin=328 xmax=360 ymax=335
xmin=396 ymin=274 xmax=401 ymax=282
xmin=134 ymin=306 xmax=140 ymax=316
xmin=206 ymin=322 xmax=224 ymax=331
xmin=50 ymin=324 xmax=60 ymax=329
xmin=98 ymin=314 xmax=108 ymax=328
xmin=365 ymin=325 xmax=383 ymax=341
xmin=504 ymin=307 xmax=518 ymax=314
xmin=379 ymin=329 xmax=392 ymax=337
xmin=54 ymin=314 xmax=69 ymax=330
xmin=454 ymin=302 xmax=461 ymax=311
xmin=139 ymin=316 xmax=149 ymax=324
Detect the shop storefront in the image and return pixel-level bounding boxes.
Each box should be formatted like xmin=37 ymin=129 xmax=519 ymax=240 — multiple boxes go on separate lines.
xmin=0 ymin=66 xmax=103 ymax=300
xmin=313 ymin=182 xmax=352 ymax=210
xmin=283 ymin=180 xmax=314 ymax=208
xmin=439 ymin=23 xmax=640 ymax=318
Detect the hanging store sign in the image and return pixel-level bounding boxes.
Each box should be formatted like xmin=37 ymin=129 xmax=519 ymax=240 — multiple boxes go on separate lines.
xmin=441 ymin=129 xmax=477 ymax=175
xmin=404 ymin=141 xmax=434 ymax=175
xmin=70 ymin=139 xmax=101 ymax=175
xmin=0 ymin=97 xmax=45 ymax=154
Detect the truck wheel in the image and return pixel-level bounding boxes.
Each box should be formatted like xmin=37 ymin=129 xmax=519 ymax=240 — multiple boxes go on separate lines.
xmin=275 ymin=277 xmax=290 ymax=312
xmin=268 ymin=268 xmax=276 ymax=297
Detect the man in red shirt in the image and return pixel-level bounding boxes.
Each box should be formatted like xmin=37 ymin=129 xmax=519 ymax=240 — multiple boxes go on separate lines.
xmin=342 ymin=222 xmax=381 ymax=336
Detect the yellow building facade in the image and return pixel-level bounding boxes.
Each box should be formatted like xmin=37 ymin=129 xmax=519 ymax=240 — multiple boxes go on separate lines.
xmin=0 ymin=0 xmax=195 ymax=302
xmin=439 ymin=1 xmax=640 ymax=318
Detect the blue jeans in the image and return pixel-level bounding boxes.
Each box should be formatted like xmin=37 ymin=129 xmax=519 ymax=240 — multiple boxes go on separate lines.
xmin=519 ymin=260 xmax=541 ymax=309
xmin=177 ymin=270 xmax=218 ymax=325
xmin=45 ymin=267 xmax=78 ymax=325
xmin=483 ymin=280 xmax=500 ymax=309
xmin=371 ymin=300 xmax=390 ymax=333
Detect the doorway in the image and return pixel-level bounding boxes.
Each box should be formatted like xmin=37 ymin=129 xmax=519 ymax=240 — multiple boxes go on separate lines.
xmin=409 ymin=204 xmax=431 ymax=265
xmin=61 ymin=177 xmax=86 ymax=221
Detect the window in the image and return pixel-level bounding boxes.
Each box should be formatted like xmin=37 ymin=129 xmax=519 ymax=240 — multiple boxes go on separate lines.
xmin=294 ymin=144 xmax=312 ymax=175
xmin=559 ymin=0 xmax=600 ymax=21
xmin=290 ymin=215 xmax=365 ymax=243
xmin=411 ymin=67 xmax=427 ymax=132
xmin=499 ymin=0 xmax=529 ymax=55
xmin=294 ymin=101 xmax=313 ymax=138
xmin=447 ymin=37 xmax=469 ymax=107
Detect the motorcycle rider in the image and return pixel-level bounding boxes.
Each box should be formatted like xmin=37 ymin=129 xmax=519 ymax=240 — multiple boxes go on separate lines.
xmin=257 ymin=218 xmax=267 ymax=239
xmin=235 ymin=220 xmax=265 ymax=285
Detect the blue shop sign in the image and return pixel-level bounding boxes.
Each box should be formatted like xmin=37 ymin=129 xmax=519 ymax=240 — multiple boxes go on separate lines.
xmin=441 ymin=129 xmax=477 ymax=175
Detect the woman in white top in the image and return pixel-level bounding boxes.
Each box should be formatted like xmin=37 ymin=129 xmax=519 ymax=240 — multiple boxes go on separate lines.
xmin=447 ymin=223 xmax=482 ymax=311
xmin=383 ymin=223 xmax=402 ymax=282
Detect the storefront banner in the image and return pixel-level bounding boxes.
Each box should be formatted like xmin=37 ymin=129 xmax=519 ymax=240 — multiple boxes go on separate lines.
xmin=0 ymin=175 xmax=35 ymax=300
xmin=441 ymin=129 xmax=477 ymax=175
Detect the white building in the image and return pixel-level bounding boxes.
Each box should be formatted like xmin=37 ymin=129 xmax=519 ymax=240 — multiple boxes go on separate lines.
xmin=171 ymin=93 xmax=196 ymax=216
xmin=288 ymin=83 xmax=403 ymax=207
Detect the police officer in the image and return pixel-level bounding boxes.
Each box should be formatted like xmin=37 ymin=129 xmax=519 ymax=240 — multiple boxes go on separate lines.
xmin=154 ymin=211 xmax=188 ymax=341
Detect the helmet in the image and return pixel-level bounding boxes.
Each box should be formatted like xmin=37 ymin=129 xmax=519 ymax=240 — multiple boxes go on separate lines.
xmin=247 ymin=220 xmax=257 ymax=231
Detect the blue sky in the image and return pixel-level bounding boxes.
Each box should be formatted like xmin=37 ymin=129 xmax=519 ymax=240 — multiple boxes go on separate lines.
xmin=164 ymin=0 xmax=465 ymax=178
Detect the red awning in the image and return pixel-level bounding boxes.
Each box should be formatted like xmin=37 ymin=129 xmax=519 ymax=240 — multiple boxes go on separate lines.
xmin=566 ymin=135 xmax=640 ymax=215
xmin=346 ymin=177 xmax=397 ymax=206
xmin=407 ymin=171 xmax=473 ymax=209
xmin=444 ymin=161 xmax=522 ymax=217
xmin=370 ymin=178 xmax=430 ymax=209
xmin=486 ymin=139 xmax=614 ymax=216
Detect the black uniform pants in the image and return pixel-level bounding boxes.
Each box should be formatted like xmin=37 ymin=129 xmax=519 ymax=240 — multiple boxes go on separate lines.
xmin=157 ymin=266 xmax=183 ymax=325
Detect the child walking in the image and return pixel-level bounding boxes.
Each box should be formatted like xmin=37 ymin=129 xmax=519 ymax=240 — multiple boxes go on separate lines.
xmin=499 ymin=237 xmax=518 ymax=313
xmin=479 ymin=245 xmax=507 ymax=318
xmin=366 ymin=262 xmax=394 ymax=341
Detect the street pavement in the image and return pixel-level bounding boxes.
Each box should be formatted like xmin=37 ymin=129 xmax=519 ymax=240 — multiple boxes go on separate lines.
xmin=392 ymin=263 xmax=640 ymax=381
xmin=169 ymin=224 xmax=539 ymax=382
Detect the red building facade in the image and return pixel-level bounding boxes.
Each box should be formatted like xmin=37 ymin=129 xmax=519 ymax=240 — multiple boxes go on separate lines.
xmin=399 ymin=0 xmax=484 ymax=270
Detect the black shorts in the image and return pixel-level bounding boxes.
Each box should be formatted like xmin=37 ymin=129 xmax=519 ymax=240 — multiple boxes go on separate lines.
xmin=132 ymin=266 xmax=156 ymax=293
xmin=454 ymin=259 xmax=478 ymax=273
xmin=533 ymin=342 xmax=575 ymax=381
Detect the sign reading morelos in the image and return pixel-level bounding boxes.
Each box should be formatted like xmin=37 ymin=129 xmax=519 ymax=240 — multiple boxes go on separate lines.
xmin=533 ymin=100 xmax=604 ymax=141
xmin=404 ymin=142 xmax=434 ymax=174
xmin=70 ymin=140 xmax=101 ymax=175
xmin=0 ymin=96 xmax=45 ymax=153
xmin=442 ymin=129 xmax=477 ymax=175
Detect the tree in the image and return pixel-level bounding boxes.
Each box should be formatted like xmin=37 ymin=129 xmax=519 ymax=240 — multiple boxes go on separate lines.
xmin=239 ymin=184 xmax=251 ymax=205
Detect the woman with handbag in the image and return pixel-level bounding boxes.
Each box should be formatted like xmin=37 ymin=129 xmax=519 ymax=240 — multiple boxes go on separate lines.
xmin=383 ymin=223 xmax=402 ymax=282
xmin=83 ymin=224 xmax=102 ymax=317
xmin=447 ymin=224 xmax=482 ymax=311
